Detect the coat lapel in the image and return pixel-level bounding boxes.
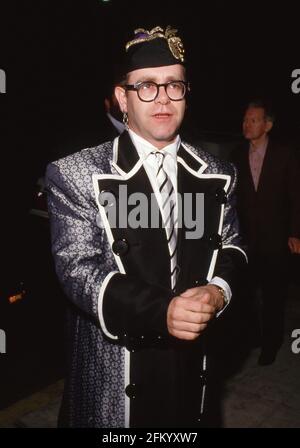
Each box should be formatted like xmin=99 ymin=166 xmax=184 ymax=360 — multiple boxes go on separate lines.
xmin=112 ymin=131 xmax=140 ymax=175
xmin=256 ymin=140 xmax=274 ymax=196
xmin=175 ymin=144 xmax=230 ymax=290
xmin=93 ymin=131 xmax=171 ymax=288
xmin=242 ymin=144 xmax=256 ymax=195
xmin=243 ymin=140 xmax=274 ymax=197
xmin=176 ymin=144 xmax=205 ymax=274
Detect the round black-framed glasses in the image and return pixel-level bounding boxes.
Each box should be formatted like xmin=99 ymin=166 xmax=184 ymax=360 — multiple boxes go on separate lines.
xmin=124 ymin=80 xmax=190 ymax=102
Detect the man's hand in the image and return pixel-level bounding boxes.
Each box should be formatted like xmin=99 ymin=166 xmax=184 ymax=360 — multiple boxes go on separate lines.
xmin=288 ymin=237 xmax=300 ymax=255
xmin=167 ymin=285 xmax=224 ymax=341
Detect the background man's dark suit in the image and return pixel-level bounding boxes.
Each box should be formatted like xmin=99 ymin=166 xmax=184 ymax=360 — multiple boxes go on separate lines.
xmin=232 ymin=139 xmax=300 ymax=358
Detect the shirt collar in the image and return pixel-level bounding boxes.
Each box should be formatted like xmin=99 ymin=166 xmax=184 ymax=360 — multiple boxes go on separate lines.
xmin=128 ymin=129 xmax=181 ymax=162
xmin=249 ymin=136 xmax=269 ymax=154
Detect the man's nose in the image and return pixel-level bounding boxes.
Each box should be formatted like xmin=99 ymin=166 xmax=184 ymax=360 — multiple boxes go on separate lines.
xmin=155 ymin=85 xmax=170 ymax=104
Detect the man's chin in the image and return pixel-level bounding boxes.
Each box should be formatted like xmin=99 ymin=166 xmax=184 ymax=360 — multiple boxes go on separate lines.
xmin=154 ymin=134 xmax=176 ymax=145
xmin=152 ymin=127 xmax=178 ymax=142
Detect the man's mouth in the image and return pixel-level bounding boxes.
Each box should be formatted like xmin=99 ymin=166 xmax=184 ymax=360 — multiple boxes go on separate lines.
xmin=152 ymin=113 xmax=172 ymax=119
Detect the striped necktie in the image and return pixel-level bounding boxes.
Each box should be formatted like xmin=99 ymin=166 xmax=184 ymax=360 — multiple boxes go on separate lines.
xmin=153 ymin=151 xmax=178 ymax=289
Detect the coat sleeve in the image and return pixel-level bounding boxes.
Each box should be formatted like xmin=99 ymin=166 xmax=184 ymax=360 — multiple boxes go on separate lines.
xmin=45 ymin=162 xmax=173 ymax=343
xmin=212 ymin=163 xmax=248 ymax=296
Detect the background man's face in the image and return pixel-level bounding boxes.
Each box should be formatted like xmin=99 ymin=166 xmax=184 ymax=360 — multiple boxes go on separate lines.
xmin=243 ymin=107 xmax=271 ymax=141
xmin=117 ymin=64 xmax=186 ymax=149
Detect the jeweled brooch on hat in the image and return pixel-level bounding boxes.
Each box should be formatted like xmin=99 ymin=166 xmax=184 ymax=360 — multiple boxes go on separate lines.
xmin=125 ymin=26 xmax=185 ymax=63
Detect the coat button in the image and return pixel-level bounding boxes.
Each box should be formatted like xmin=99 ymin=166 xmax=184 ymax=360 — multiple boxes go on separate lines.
xmin=215 ymin=187 xmax=227 ymax=204
xmin=199 ymin=372 xmax=207 ymax=386
xmin=99 ymin=189 xmax=117 ymax=207
xmin=125 ymin=384 xmax=137 ymax=399
xmin=208 ymin=233 xmax=222 ymax=249
xmin=112 ymin=239 xmax=129 ymax=256
xmin=194 ymin=278 xmax=205 ymax=287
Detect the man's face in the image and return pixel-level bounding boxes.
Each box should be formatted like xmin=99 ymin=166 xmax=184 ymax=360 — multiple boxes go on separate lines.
xmin=115 ymin=64 xmax=186 ymax=149
xmin=242 ymin=107 xmax=272 ymax=141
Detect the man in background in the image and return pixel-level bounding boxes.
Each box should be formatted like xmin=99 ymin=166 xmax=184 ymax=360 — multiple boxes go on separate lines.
xmin=103 ymin=83 xmax=125 ymax=136
xmin=232 ymin=100 xmax=300 ymax=365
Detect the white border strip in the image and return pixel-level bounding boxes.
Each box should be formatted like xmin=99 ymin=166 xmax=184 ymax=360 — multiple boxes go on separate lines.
xmin=94 ymin=185 xmax=125 ymax=274
xmin=92 ymin=157 xmax=146 ymax=430
xmin=223 ymin=244 xmax=248 ymax=262
xmin=177 ymin=156 xmax=232 ymax=287
xmin=111 ymin=136 xmax=127 ymax=176
xmin=124 ymin=348 xmax=130 ymax=428
xmin=92 ymin=159 xmax=144 ymax=274
xmin=200 ymin=354 xmax=207 ymax=415
xmin=181 ymin=142 xmax=208 ymax=173
xmin=207 ymin=202 xmax=226 ymax=281
xmin=97 ymin=271 xmax=119 ymax=340
xmin=177 ymin=156 xmax=231 ymax=191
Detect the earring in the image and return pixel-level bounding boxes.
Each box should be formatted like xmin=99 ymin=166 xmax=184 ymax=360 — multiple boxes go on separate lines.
xmin=123 ymin=112 xmax=129 ymax=131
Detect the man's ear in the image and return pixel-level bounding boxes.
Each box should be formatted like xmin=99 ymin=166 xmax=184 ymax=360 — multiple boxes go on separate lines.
xmin=265 ymin=119 xmax=273 ymax=133
xmin=114 ymin=86 xmax=127 ymax=113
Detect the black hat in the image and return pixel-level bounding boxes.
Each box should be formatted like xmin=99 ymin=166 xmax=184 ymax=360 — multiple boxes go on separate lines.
xmin=124 ymin=26 xmax=185 ymax=73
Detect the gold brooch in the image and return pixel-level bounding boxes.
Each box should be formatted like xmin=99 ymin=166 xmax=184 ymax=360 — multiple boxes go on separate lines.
xmin=125 ymin=25 xmax=185 ymax=63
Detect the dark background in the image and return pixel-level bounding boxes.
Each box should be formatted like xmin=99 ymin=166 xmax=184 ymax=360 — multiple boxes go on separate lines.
xmin=9 ymin=0 xmax=300 ymax=158
xmin=0 ymin=0 xmax=299 ymax=407
xmin=7 ymin=0 xmax=300 ymax=178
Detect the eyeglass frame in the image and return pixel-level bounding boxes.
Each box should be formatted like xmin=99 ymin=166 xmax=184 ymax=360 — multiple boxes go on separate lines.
xmin=123 ymin=80 xmax=190 ymax=102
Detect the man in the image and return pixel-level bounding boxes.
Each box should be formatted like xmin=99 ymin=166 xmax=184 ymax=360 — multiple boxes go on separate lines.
xmin=103 ymin=84 xmax=125 ymax=137
xmin=46 ymin=25 xmax=246 ymax=428
xmin=232 ymin=101 xmax=300 ymax=365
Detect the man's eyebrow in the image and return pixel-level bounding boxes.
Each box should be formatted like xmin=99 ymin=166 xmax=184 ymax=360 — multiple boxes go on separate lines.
xmin=131 ymin=75 xmax=183 ymax=83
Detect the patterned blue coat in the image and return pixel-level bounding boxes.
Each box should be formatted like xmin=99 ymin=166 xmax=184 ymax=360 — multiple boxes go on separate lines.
xmin=46 ymin=131 xmax=247 ymax=428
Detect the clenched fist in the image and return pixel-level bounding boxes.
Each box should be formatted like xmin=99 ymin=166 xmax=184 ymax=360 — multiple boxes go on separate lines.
xmin=167 ymin=285 xmax=225 ymax=340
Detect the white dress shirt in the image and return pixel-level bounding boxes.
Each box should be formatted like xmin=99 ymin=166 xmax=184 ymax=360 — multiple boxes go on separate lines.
xmin=129 ymin=129 xmax=179 ymax=226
